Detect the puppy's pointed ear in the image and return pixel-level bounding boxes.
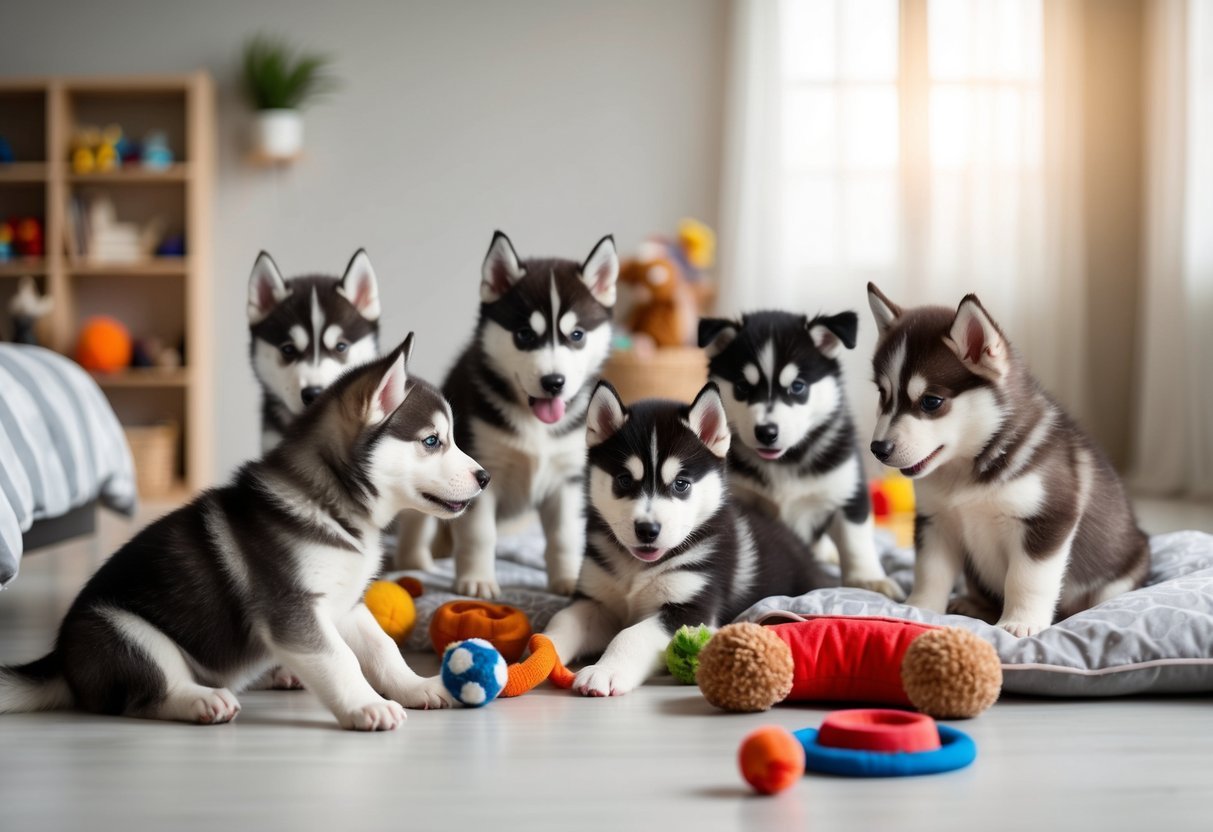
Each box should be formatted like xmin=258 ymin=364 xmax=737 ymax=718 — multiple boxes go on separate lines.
xmin=247 ymin=251 xmax=290 ymax=324
xmin=481 ymin=231 xmax=526 ymax=303
xmin=581 ymin=235 xmax=619 ymax=307
xmin=368 ymin=348 xmax=410 ymax=425
xmin=808 ymin=311 xmax=858 ymax=359
xmin=338 ymin=249 xmax=381 ymax=322
xmin=867 ymin=283 xmax=902 ymax=336
xmin=687 ymin=383 xmax=731 ymax=458
xmin=946 ymin=294 xmax=1010 ymax=381
xmin=586 ymin=381 xmax=627 ymax=447
xmin=698 ymin=317 xmax=739 ymax=358
xmin=398 ymin=332 xmax=415 ymax=365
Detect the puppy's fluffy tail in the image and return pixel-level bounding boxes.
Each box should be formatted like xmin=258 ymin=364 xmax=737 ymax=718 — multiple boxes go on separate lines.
xmin=0 ymin=653 xmax=72 ymax=713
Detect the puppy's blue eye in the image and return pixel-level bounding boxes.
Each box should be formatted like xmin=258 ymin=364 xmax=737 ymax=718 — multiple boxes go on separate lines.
xmin=423 ymin=435 xmax=440 ymax=448
xmin=789 ymin=379 xmax=807 ymax=396
xmin=672 ymin=478 xmax=691 ymax=494
xmin=279 ymin=344 xmax=299 ymax=360
xmin=615 ymin=473 xmax=634 ymax=489
xmin=921 ymin=395 xmax=945 ymax=413
xmin=514 ymin=327 xmax=537 ymax=348
xmin=570 ymin=329 xmax=585 ymax=343
xmin=334 ymin=342 xmax=348 ymax=354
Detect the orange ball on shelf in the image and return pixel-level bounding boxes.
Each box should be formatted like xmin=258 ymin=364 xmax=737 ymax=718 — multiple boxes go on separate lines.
xmin=75 ymin=316 xmax=132 ymax=373
xmin=738 ymin=725 xmax=806 ymax=795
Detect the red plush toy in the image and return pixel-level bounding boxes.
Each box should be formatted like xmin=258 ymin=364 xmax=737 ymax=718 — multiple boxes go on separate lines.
xmin=695 ymin=616 xmax=1002 ymax=719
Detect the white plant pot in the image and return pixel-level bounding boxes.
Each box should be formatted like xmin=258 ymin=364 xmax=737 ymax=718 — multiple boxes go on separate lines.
xmin=253 ymin=109 xmax=303 ymax=160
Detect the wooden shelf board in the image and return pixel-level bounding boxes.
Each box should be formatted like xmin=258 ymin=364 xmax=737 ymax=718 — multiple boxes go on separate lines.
xmin=69 ymin=164 xmax=190 ymax=183
xmin=92 ymin=368 xmax=190 ymax=388
xmin=70 ymin=257 xmax=188 ymax=277
xmin=0 ymin=163 xmax=49 ymax=183
xmin=0 ymin=259 xmax=48 ymax=276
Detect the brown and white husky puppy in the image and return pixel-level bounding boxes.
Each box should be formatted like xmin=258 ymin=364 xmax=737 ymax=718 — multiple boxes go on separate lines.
xmin=866 ymin=284 xmax=1150 ymax=636
xmin=394 ymin=231 xmax=618 ymax=599
xmin=0 ymin=337 xmax=489 ymax=730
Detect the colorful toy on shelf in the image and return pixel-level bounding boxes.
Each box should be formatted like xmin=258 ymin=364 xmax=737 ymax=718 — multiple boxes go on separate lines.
xmin=429 ymin=600 xmax=533 ymax=662
xmin=155 ymin=233 xmax=186 ymax=258
xmin=616 ymin=218 xmax=717 ymax=348
xmin=75 ymin=316 xmax=133 ymax=373
xmin=0 ymin=136 xmax=14 ymax=164
xmin=13 ymin=217 xmax=43 ymax=258
xmin=695 ymin=617 xmax=1002 ymax=719
xmin=741 ymin=711 xmax=977 ymax=790
xmin=363 ymin=579 xmax=417 ymax=642
xmin=141 ymin=130 xmax=174 ymax=170
xmin=441 ymin=638 xmax=507 ymax=707
xmin=0 ymin=221 xmax=13 ymax=262
xmin=8 ymin=276 xmax=53 ymax=346
xmin=870 ymin=472 xmax=915 ymax=520
xmin=70 ymin=124 xmax=128 ymax=173
xmin=86 ymin=197 xmax=163 ymax=263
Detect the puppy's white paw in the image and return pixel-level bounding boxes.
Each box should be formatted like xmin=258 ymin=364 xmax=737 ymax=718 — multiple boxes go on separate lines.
xmin=340 ymin=699 xmax=407 ymax=731
xmin=573 ymin=664 xmax=639 ymax=698
xmin=547 ymin=575 xmax=578 ymax=596
xmin=391 ymin=676 xmax=456 ymax=710
xmin=268 ymin=666 xmax=305 ymax=690
xmin=997 ymin=618 xmax=1049 ymax=638
xmin=456 ymin=575 xmax=501 ymax=600
xmin=846 ymin=575 xmax=906 ymax=602
xmin=192 ymin=688 xmax=241 ymax=725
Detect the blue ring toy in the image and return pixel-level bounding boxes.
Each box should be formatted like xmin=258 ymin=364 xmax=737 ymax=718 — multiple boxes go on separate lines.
xmin=794 ymin=725 xmax=976 ymax=777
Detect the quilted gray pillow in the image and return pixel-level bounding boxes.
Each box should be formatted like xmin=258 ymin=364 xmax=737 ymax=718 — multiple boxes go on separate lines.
xmin=736 ymin=531 xmax=1213 ymax=697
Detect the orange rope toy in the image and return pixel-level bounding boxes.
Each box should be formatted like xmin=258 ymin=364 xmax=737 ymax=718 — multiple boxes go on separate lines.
xmin=502 ymin=634 xmax=575 ymax=697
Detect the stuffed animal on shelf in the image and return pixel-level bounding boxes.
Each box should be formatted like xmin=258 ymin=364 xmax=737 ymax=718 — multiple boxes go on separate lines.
xmin=141 ymin=131 xmax=174 ymax=170
xmin=616 ymin=218 xmax=717 ymax=348
xmin=8 ymin=276 xmax=53 ymax=345
xmin=694 ymin=616 xmax=1002 ymax=719
xmin=0 ymin=221 xmax=13 ymax=262
xmin=13 ymin=217 xmax=43 ymax=258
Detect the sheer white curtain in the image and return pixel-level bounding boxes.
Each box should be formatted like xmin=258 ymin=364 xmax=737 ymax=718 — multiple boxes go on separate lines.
xmin=718 ymin=0 xmax=1088 ymax=435
xmin=1132 ymin=0 xmax=1213 ymax=497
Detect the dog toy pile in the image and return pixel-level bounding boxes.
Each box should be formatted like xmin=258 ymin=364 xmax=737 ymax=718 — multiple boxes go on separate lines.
xmin=441 ymin=638 xmax=508 ymax=707
xmin=695 ymin=616 xmax=1002 ymax=719
xmin=739 ymin=709 xmax=978 ymax=793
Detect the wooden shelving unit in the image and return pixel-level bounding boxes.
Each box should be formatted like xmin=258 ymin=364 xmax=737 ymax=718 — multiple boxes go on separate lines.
xmin=0 ymin=73 xmax=214 ymax=494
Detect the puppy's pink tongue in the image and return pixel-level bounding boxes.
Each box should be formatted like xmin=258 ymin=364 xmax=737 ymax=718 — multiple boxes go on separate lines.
xmin=531 ymin=397 xmax=566 ymax=424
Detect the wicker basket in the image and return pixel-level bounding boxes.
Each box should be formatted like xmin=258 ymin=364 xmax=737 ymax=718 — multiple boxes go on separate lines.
xmin=601 ymin=346 xmax=709 ymax=405
xmin=123 ymin=421 xmax=179 ymax=498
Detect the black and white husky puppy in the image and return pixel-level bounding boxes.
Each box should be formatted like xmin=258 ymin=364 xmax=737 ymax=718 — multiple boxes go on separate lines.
xmin=0 ymin=337 xmax=490 ymax=730
xmin=698 ymin=311 xmax=902 ymax=600
xmin=542 ymin=382 xmax=822 ymax=696
xmin=394 ymin=231 xmax=618 ymax=599
xmin=866 ymin=284 xmax=1150 ymax=636
xmin=248 ymin=249 xmax=381 ymax=452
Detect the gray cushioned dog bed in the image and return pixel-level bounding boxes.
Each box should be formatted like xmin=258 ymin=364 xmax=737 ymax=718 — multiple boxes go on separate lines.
xmin=388 ymin=529 xmax=1213 ymax=697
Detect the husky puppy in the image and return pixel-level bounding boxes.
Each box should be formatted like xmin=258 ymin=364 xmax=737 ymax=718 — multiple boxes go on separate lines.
xmin=394 ymin=231 xmax=618 ymax=599
xmin=542 ymin=382 xmax=822 ymax=696
xmin=248 ymin=249 xmax=381 ymax=452
xmin=0 ymin=338 xmax=490 ymax=730
xmin=698 ymin=311 xmax=901 ymax=600
xmin=866 ymin=284 xmax=1150 ymax=636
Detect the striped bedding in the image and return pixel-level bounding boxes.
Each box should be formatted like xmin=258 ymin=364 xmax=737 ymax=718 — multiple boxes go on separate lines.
xmin=0 ymin=344 xmax=136 ymax=588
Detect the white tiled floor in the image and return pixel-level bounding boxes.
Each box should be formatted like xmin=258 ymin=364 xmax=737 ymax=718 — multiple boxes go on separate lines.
xmin=0 ymin=497 xmax=1210 ymax=831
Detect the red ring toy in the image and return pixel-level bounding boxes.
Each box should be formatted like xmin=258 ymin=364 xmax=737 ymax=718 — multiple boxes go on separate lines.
xmin=816 ymin=709 xmax=940 ymax=754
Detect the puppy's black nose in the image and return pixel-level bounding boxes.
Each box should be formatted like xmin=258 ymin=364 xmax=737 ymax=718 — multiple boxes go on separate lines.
xmin=301 ymin=386 xmax=323 ymax=407
xmin=474 ymin=469 xmax=491 ymax=489
xmin=634 ymin=521 xmax=661 ymax=544
xmin=870 ymin=440 xmax=895 ymax=463
xmin=755 ymin=424 xmax=779 ymax=446
xmin=540 ymin=374 xmax=566 ymax=396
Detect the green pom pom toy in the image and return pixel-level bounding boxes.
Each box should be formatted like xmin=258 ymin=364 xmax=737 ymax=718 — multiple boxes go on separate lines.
xmin=666 ymin=624 xmax=713 ymax=684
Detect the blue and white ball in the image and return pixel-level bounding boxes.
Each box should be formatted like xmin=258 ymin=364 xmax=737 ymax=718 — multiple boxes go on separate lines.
xmin=441 ymin=638 xmax=507 ymax=707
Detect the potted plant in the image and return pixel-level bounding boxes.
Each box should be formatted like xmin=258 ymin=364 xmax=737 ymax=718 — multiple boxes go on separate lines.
xmin=242 ymin=35 xmax=338 ymax=161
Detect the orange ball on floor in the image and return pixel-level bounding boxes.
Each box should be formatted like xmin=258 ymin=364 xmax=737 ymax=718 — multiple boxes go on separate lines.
xmin=738 ymin=725 xmax=805 ymax=795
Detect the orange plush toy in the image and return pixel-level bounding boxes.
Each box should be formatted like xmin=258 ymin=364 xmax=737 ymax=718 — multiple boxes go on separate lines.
xmin=429 ymin=601 xmax=533 ymax=662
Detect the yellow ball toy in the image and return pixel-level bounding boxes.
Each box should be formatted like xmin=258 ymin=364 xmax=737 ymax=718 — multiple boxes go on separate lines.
xmin=364 ymin=580 xmax=416 ymax=642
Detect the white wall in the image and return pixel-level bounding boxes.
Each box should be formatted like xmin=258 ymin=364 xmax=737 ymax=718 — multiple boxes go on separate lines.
xmin=0 ymin=0 xmax=728 ymax=480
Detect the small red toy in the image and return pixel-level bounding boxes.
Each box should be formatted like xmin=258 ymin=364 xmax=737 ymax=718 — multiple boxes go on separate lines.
xmin=14 ymin=217 xmax=43 ymax=258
